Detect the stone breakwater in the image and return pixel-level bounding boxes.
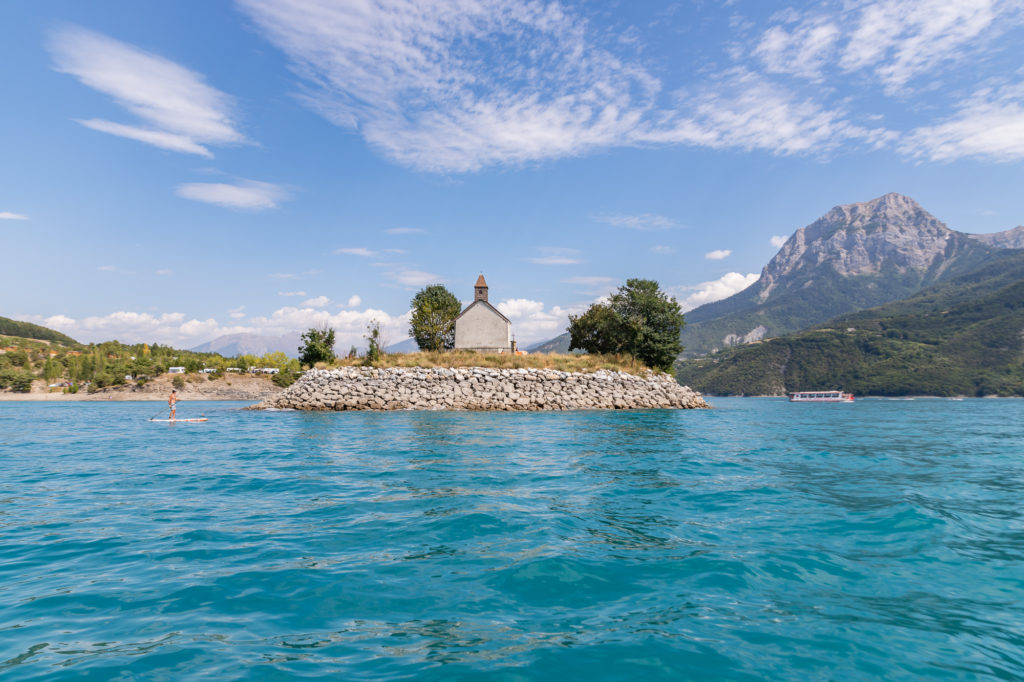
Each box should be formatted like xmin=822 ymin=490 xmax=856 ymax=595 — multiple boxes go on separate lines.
xmin=258 ymin=367 xmax=709 ymax=411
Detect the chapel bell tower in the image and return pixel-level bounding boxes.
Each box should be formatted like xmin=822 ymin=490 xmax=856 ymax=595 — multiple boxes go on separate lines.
xmin=474 ymin=274 xmax=488 ymax=302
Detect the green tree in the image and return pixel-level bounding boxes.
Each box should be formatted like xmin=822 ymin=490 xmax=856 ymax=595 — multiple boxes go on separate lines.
xmin=568 ymin=278 xmax=685 ymax=371
xmin=298 ymin=324 xmax=336 ymax=366
xmin=409 ymin=284 xmax=461 ymax=351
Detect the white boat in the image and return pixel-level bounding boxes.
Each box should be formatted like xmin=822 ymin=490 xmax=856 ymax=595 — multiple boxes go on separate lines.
xmin=789 ymin=390 xmax=854 ymax=403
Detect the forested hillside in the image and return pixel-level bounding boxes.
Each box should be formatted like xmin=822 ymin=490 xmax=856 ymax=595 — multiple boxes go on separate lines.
xmin=676 ymin=251 xmax=1024 ymax=396
xmin=0 ymin=316 xmax=77 ymax=345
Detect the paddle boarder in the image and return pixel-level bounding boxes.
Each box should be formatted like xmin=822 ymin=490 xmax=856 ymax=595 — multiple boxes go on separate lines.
xmin=168 ymin=389 xmax=178 ymax=420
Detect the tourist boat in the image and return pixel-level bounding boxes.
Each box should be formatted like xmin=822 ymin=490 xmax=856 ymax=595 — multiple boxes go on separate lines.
xmin=789 ymin=390 xmax=854 ymax=403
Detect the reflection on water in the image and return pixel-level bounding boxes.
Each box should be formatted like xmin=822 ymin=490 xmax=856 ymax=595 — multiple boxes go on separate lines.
xmin=1 ymin=399 xmax=1023 ymax=679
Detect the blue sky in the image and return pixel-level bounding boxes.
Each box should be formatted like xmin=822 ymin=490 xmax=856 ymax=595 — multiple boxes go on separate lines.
xmin=3 ymin=0 xmax=1024 ymax=349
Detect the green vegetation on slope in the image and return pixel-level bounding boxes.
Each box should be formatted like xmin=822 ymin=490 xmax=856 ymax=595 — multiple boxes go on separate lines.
xmin=0 ymin=316 xmax=78 ymax=345
xmin=0 ymin=330 xmax=299 ymax=393
xmin=676 ymin=251 xmax=1024 ymax=396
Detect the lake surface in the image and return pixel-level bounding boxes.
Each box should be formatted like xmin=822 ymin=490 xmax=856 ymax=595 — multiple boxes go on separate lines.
xmin=1 ymin=398 xmax=1022 ymax=680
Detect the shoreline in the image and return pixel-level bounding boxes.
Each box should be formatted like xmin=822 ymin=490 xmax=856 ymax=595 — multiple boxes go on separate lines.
xmin=0 ymin=373 xmax=281 ymax=402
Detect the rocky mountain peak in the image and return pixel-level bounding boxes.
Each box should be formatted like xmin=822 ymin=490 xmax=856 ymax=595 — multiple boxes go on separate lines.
xmin=757 ymin=193 xmax=956 ymax=301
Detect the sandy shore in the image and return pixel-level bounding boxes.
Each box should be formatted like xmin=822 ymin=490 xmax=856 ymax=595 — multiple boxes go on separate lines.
xmin=0 ymin=373 xmax=282 ymax=402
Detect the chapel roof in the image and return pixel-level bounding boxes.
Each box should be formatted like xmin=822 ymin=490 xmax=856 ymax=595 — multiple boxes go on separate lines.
xmin=475 ymin=274 xmax=488 ymax=287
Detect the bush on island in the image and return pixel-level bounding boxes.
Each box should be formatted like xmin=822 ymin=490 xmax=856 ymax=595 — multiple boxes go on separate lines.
xmin=299 ymin=324 xmax=336 ymax=367
xmin=568 ymin=278 xmax=685 ymax=372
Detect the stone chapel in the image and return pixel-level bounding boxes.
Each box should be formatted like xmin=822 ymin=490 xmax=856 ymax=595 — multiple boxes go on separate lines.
xmin=453 ymin=275 xmax=512 ymax=353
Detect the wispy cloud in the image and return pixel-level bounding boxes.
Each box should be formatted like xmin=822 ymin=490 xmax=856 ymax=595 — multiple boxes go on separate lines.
xmin=770 ymin=235 xmax=788 ymax=248
xmin=156 ymin=268 xmax=173 ymax=276
xmin=388 ymin=269 xmax=444 ymax=287
xmin=334 ymin=247 xmax=406 ymax=257
xmin=900 ymin=82 xmax=1024 ymax=162
xmin=752 ymin=0 xmax=1021 ymax=95
xmin=237 ymin=0 xmax=883 ymax=172
xmin=598 ymin=213 xmax=679 ymax=230
xmin=49 ymin=26 xmax=246 ymax=156
xmin=705 ymin=249 xmax=732 ymax=260
xmin=0 ymin=212 xmax=28 ymax=220
xmin=268 ymin=270 xmax=318 ymax=280
xmin=651 ymin=245 xmax=673 ymax=254
xmin=228 ymin=305 xmax=246 ymax=319
xmin=176 ymin=180 xmax=286 ymax=209
xmin=278 ymin=290 xmax=307 ymax=296
xmin=385 ymin=227 xmax=424 ymax=235
xmin=561 ymin=276 xmax=616 ymax=295
xmin=97 ymin=265 xmax=116 ymax=271
xmin=528 ymin=247 xmax=582 ymax=265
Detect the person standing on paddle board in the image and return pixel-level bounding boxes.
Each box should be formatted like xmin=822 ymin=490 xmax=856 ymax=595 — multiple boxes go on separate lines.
xmin=168 ymin=389 xmax=177 ymax=420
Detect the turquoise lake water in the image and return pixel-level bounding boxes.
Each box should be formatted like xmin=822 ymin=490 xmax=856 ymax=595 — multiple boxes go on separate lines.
xmin=1 ymin=398 xmax=1022 ymax=680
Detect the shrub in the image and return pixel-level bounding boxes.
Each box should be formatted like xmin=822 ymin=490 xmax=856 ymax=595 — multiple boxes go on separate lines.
xmin=299 ymin=324 xmax=336 ymax=367
xmin=272 ymin=370 xmax=297 ymax=388
xmin=10 ymin=373 xmax=33 ymax=393
xmin=172 ymin=375 xmax=186 ymax=390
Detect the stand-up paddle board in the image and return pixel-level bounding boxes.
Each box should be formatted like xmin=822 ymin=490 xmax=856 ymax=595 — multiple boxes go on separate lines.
xmin=150 ymin=418 xmax=208 ymax=422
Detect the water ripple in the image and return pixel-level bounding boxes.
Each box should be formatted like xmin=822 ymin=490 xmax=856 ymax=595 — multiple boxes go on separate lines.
xmin=1 ymin=398 xmax=1023 ymax=679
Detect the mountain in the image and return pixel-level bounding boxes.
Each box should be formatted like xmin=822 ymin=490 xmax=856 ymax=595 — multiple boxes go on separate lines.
xmin=526 ymin=333 xmax=573 ymax=354
xmin=192 ymin=332 xmax=302 ymax=358
xmin=679 ymin=193 xmax=1003 ymax=357
xmin=968 ymin=225 xmax=1024 ymax=250
xmin=0 ymin=316 xmax=78 ymax=345
xmin=385 ymin=338 xmax=420 ymax=354
xmin=676 ymin=249 xmax=1024 ymax=396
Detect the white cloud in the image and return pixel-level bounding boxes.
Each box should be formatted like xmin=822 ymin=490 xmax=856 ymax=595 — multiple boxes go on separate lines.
xmin=97 ymin=265 xmax=116 ymax=271
xmin=900 ymin=83 xmax=1024 ymax=162
xmin=705 ymin=249 xmax=732 ymax=260
xmin=496 ymin=298 xmax=584 ymax=344
xmin=0 ymin=212 xmax=28 ymax=220
xmin=49 ymin=26 xmax=246 ymax=156
xmin=675 ymin=272 xmax=759 ymax=312
xmin=278 ymin=290 xmax=307 ymax=296
xmin=770 ymin=235 xmax=788 ymax=248
xmin=301 ymin=295 xmax=331 ymax=308
xmin=346 ymin=294 xmax=362 ymax=307
xmin=228 ymin=306 xmax=246 ymax=319
xmin=176 ymin=180 xmax=286 ymax=210
xmin=651 ymin=245 xmax=673 ymax=254
xmin=335 ymin=247 xmax=376 ymax=257
xmin=528 ymin=247 xmax=582 ymax=265
xmin=156 ymin=268 xmax=173 ymax=276
xmin=32 ymin=310 xmax=253 ymax=346
xmin=29 ymin=305 xmax=410 ymax=352
xmin=389 ymin=269 xmax=444 ymax=287
xmin=247 ymin=305 xmax=411 ymax=352
xmin=598 ymin=213 xmax=679 ymax=230
xmin=385 ymin=227 xmax=424 ymax=235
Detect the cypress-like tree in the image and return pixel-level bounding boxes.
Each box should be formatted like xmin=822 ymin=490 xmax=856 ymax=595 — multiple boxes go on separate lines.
xmin=409 ymin=285 xmax=462 ymax=351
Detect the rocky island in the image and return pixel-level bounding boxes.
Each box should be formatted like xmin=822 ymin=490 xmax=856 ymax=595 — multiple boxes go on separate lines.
xmin=257 ymin=366 xmax=708 ymax=411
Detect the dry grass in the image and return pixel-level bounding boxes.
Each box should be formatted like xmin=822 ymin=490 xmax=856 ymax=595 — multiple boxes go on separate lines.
xmin=321 ymin=350 xmax=658 ymax=375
